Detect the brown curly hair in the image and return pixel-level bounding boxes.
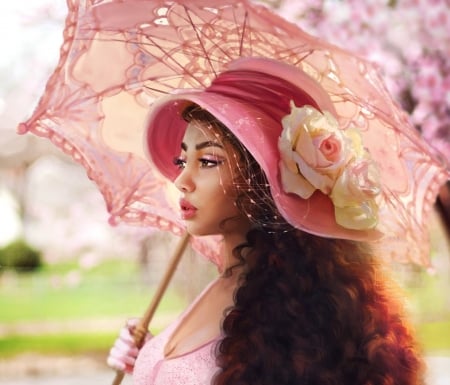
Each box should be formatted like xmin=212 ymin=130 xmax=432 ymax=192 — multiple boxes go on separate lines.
xmin=182 ymin=104 xmax=425 ymax=385
xmin=214 ymin=230 xmax=425 ymax=385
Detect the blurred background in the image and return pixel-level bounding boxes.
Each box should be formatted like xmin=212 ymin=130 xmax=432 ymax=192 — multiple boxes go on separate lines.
xmin=0 ymin=1 xmax=449 ymax=384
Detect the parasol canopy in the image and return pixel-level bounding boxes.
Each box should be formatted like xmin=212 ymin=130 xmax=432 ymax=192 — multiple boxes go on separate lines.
xmin=18 ymin=0 xmax=449 ymax=267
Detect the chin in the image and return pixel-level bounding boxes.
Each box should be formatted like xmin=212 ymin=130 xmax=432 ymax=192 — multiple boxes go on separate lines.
xmin=187 ymin=230 xmax=219 ymax=237
xmin=184 ymin=223 xmax=220 ymax=237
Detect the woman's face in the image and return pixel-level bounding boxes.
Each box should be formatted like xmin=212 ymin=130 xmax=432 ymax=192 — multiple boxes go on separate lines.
xmin=173 ymin=120 xmax=251 ymax=238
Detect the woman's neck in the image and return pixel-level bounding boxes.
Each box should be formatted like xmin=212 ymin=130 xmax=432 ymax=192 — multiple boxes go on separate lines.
xmin=219 ymin=231 xmax=249 ymax=273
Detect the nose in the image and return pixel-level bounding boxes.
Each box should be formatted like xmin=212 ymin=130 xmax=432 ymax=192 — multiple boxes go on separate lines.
xmin=174 ymin=167 xmax=195 ymax=193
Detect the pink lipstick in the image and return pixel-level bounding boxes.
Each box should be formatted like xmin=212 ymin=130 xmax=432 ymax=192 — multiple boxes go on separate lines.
xmin=179 ymin=198 xmax=197 ymax=220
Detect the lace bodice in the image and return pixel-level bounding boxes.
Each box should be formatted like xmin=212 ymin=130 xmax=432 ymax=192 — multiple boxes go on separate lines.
xmin=133 ymin=280 xmax=222 ymax=385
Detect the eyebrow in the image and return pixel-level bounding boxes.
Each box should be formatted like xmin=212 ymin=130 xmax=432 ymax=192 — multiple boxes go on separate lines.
xmin=181 ymin=141 xmax=224 ymax=151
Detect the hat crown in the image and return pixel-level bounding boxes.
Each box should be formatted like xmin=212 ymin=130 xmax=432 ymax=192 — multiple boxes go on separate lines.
xmin=206 ymin=68 xmax=321 ymax=126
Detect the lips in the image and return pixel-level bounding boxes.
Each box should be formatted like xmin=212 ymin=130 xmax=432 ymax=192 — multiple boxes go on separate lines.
xmin=179 ymin=198 xmax=197 ymax=220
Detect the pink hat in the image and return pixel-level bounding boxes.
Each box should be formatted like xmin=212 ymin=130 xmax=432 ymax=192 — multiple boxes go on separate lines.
xmin=144 ymin=57 xmax=388 ymax=241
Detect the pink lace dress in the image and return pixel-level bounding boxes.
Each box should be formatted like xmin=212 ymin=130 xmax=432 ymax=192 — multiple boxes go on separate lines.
xmin=133 ymin=280 xmax=222 ymax=385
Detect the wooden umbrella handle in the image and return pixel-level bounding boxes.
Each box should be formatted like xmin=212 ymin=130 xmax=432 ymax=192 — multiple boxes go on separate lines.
xmin=111 ymin=232 xmax=191 ymax=385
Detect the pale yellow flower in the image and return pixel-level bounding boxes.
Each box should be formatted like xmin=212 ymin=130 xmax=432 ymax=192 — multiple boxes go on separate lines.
xmin=278 ymin=102 xmax=381 ymax=230
xmin=279 ymin=103 xmax=348 ymax=198
xmin=331 ymin=159 xmax=380 ymax=230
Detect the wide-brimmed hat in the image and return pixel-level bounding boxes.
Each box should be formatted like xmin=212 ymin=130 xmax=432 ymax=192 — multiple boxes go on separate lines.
xmin=144 ymin=57 xmax=401 ymax=242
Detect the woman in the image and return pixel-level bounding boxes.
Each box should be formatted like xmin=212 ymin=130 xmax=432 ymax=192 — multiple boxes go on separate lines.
xmin=107 ymin=57 xmax=425 ymax=384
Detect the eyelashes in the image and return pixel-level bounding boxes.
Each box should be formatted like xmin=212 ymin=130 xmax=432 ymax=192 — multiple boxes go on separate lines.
xmin=200 ymin=158 xmax=224 ymax=168
xmin=173 ymin=156 xmax=224 ymax=169
xmin=173 ymin=156 xmax=186 ymax=169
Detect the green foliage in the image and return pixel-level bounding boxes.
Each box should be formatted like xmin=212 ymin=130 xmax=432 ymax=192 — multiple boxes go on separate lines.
xmin=0 ymin=259 xmax=185 ymax=323
xmin=0 ymin=332 xmax=115 ymax=357
xmin=0 ymin=259 xmax=186 ymax=357
xmin=0 ymin=239 xmax=42 ymax=273
xmin=417 ymin=321 xmax=450 ymax=354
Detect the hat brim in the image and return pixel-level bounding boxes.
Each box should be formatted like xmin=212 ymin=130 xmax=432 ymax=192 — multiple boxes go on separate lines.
xmin=144 ymin=89 xmax=382 ymax=242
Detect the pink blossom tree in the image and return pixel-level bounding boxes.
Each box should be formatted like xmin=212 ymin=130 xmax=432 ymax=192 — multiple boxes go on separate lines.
xmin=264 ymin=0 xmax=449 ymax=163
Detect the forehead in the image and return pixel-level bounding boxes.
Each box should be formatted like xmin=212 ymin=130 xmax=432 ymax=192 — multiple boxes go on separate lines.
xmin=181 ymin=121 xmax=243 ymax=170
xmin=182 ymin=120 xmax=226 ymax=144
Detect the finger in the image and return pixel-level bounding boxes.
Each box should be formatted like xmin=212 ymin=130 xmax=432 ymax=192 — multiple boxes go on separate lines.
xmin=125 ymin=317 xmax=140 ymax=328
xmin=119 ymin=326 xmax=136 ymax=344
xmin=109 ymin=347 xmax=138 ymax=366
xmin=122 ymin=323 xmax=152 ymax=347
xmin=112 ymin=340 xmax=140 ymax=358
xmin=107 ymin=355 xmax=126 ymax=372
xmin=107 ymin=356 xmax=135 ymax=374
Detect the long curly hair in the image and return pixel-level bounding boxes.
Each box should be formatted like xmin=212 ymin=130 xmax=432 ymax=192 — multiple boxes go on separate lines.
xmin=182 ymin=105 xmax=425 ymax=385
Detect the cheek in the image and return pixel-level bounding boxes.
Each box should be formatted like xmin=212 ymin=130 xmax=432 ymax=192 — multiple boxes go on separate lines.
xmin=214 ymin=165 xmax=239 ymax=195
xmin=212 ymin=180 xmax=238 ymax=211
xmin=215 ymin=184 xmax=237 ymax=206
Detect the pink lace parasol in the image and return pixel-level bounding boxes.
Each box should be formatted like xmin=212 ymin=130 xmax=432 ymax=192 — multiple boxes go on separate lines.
xmin=18 ymin=0 xmax=449 ymax=267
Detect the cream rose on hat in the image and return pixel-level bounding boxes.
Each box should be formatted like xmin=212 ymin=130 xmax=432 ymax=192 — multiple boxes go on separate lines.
xmin=278 ymin=102 xmax=381 ymax=230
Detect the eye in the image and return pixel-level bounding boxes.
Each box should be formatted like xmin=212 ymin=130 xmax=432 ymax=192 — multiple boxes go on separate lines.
xmin=173 ymin=157 xmax=186 ymax=169
xmin=199 ymin=158 xmax=224 ymax=168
